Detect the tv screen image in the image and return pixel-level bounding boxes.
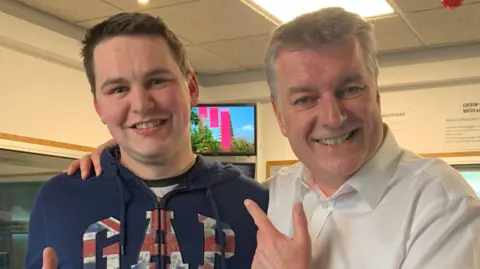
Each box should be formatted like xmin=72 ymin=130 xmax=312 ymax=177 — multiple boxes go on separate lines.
xmin=190 ymin=104 xmax=256 ymax=156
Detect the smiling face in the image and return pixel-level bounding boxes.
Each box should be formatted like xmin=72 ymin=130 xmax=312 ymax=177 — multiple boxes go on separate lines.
xmin=272 ymin=36 xmax=384 ymax=181
xmin=93 ymin=35 xmax=198 ymax=164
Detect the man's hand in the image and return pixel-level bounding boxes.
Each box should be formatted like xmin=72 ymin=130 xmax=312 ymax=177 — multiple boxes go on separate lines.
xmin=245 ymin=199 xmax=311 ymax=269
xmin=42 ymin=248 xmax=57 ymax=269
xmin=65 ymin=138 xmax=116 ymax=179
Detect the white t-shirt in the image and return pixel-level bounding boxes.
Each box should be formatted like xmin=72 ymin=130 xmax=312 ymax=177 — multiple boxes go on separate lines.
xmin=143 ymin=155 xmax=197 ymax=198
xmin=150 ymin=185 xmax=179 ymax=198
xmin=143 ymin=174 xmax=184 ymax=198
xmin=266 ymin=129 xmax=480 ymax=269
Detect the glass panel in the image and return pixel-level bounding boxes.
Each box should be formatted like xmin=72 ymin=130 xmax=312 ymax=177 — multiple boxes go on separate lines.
xmin=460 ymin=171 xmax=480 ymax=196
xmin=453 ymin=164 xmax=480 ymax=197
xmin=0 ymin=149 xmax=74 ymax=269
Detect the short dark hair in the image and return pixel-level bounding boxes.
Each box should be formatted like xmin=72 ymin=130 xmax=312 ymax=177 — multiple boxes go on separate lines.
xmin=81 ymin=12 xmax=192 ymax=93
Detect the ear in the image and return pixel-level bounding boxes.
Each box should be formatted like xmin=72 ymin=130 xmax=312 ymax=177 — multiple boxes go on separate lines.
xmin=93 ymin=99 xmax=106 ymax=124
xmin=271 ymin=97 xmax=288 ymax=137
xmin=187 ymin=73 xmax=200 ymax=107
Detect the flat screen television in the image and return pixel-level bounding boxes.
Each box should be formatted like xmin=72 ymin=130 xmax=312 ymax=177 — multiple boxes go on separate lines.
xmin=222 ymin=162 xmax=256 ymax=179
xmin=191 ymin=104 xmax=257 ymax=156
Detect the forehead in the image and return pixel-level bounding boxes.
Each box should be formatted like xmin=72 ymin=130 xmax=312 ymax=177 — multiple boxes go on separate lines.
xmin=92 ymin=36 xmax=179 ymax=78
xmin=274 ymin=37 xmax=368 ymax=91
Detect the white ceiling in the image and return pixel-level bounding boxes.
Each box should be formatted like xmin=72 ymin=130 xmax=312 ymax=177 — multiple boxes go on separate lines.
xmin=2 ymin=0 xmax=480 ymax=84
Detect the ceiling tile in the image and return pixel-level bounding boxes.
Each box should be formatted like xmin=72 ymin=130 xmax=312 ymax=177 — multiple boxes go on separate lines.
xmin=201 ymin=34 xmax=270 ymax=69
xmin=76 ymin=18 xmax=193 ymax=45
xmin=405 ymin=3 xmax=480 ymax=46
xmin=370 ymin=15 xmax=424 ymax=52
xmin=146 ymin=0 xmax=277 ymax=43
xmin=103 ymin=0 xmax=198 ymax=11
xmin=76 ymin=17 xmax=105 ymax=29
xmin=184 ymin=45 xmax=244 ymax=74
xmin=392 ymin=0 xmax=479 ymax=13
xmin=18 ymin=0 xmax=121 ymax=22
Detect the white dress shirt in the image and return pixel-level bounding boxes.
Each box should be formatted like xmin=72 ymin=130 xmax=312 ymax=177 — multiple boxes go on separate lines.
xmin=267 ymin=129 xmax=480 ymax=269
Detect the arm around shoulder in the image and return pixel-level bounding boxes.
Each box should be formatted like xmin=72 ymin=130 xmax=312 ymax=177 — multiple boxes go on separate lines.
xmin=401 ymin=196 xmax=480 ymax=269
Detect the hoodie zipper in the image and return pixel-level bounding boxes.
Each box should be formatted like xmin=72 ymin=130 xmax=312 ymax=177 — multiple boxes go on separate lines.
xmin=139 ymin=181 xmax=189 ymax=269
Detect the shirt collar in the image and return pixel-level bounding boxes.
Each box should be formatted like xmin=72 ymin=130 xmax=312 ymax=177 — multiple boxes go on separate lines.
xmin=346 ymin=125 xmax=403 ymax=209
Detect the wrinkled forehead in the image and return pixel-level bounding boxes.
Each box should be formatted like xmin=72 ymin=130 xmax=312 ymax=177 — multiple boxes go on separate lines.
xmin=274 ymin=44 xmax=370 ymax=96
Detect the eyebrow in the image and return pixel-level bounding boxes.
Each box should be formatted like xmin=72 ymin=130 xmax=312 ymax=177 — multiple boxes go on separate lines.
xmin=143 ymin=67 xmax=173 ymax=78
xmin=287 ymin=86 xmax=317 ymax=95
xmin=100 ymin=67 xmax=173 ymax=90
xmin=338 ymin=73 xmax=364 ymax=86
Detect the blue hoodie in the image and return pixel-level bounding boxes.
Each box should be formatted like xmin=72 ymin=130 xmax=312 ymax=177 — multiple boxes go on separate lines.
xmin=24 ymin=146 xmax=269 ymax=269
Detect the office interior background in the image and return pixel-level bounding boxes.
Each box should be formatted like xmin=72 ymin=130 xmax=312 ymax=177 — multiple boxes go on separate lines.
xmin=1 ymin=0 xmax=480 ymax=268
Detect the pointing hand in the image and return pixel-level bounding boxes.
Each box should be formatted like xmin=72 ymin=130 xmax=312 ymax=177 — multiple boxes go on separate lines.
xmin=245 ymin=199 xmax=311 ymax=269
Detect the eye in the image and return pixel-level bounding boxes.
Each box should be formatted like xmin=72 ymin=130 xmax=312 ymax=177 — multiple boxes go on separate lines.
xmin=340 ymin=87 xmax=364 ymax=98
xmin=292 ymin=96 xmax=317 ymax=109
xmin=149 ymin=78 xmax=168 ymax=87
xmin=109 ymin=87 xmax=128 ymax=95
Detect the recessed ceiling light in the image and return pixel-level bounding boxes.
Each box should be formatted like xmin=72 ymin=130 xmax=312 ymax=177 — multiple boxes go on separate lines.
xmin=242 ymin=0 xmax=394 ymax=23
xmin=138 ymin=0 xmax=149 ymax=4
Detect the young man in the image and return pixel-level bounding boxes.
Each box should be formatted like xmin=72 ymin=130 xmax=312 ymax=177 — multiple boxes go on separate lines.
xmin=24 ymin=12 xmax=268 ymax=269
xmin=71 ymin=7 xmax=480 ymax=269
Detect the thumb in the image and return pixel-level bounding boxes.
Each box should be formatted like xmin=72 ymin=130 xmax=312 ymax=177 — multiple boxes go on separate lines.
xmin=42 ymin=247 xmax=57 ymax=269
xmin=292 ymin=202 xmax=310 ymax=244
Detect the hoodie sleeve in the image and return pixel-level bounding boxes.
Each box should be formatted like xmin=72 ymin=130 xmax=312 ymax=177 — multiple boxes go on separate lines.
xmin=23 ymin=185 xmax=49 ymax=269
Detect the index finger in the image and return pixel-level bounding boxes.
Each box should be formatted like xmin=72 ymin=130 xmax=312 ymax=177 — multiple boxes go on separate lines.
xmin=42 ymin=247 xmax=57 ymax=269
xmin=244 ymin=199 xmax=276 ymax=233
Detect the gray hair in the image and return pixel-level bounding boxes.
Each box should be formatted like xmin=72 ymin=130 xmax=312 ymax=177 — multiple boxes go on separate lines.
xmin=265 ymin=7 xmax=379 ymax=99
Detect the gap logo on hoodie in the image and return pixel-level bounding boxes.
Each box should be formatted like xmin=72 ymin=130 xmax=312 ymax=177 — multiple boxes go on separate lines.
xmin=24 ymin=146 xmax=268 ymax=269
xmin=82 ymin=210 xmax=235 ymax=268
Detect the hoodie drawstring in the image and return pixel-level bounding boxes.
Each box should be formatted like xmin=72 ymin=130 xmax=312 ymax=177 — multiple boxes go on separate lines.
xmin=114 ymin=165 xmax=127 ymax=256
xmin=206 ymin=188 xmax=228 ymax=269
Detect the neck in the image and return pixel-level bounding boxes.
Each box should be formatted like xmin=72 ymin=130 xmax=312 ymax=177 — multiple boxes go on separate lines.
xmin=119 ymin=147 xmax=196 ymax=180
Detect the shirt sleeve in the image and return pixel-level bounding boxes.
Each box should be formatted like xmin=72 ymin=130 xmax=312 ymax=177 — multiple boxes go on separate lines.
xmin=401 ymin=196 xmax=480 ymax=269
xmin=23 ymin=187 xmax=49 ymax=269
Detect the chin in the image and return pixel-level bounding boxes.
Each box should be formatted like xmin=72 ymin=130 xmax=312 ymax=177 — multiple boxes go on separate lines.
xmin=125 ymin=143 xmax=167 ymax=159
xmin=315 ymin=154 xmax=364 ymax=178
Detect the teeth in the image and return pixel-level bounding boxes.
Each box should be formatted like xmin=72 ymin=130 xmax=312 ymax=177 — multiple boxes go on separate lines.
xmin=135 ymin=120 xmax=161 ymax=129
xmin=318 ymin=131 xmax=353 ymax=146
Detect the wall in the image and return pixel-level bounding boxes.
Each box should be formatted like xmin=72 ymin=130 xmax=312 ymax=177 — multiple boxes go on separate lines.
xmin=0 ymin=12 xmax=109 ymax=157
xmin=255 ymin=84 xmax=480 ymax=180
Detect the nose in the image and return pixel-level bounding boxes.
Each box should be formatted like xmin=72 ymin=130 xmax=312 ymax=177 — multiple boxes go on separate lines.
xmin=130 ymin=86 xmax=154 ymax=114
xmin=317 ymin=95 xmax=346 ymax=128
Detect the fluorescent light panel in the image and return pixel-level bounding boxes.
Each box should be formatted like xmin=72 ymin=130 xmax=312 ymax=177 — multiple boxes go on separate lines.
xmin=247 ymin=0 xmax=394 ymax=22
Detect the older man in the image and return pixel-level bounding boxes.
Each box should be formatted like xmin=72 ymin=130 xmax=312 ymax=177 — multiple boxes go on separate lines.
xmin=67 ymin=7 xmax=480 ymax=269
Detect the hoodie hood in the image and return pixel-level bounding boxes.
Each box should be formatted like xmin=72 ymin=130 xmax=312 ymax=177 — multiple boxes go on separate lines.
xmin=100 ymin=145 xmax=241 ymax=189
xmin=99 ymin=145 xmax=244 ymax=268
